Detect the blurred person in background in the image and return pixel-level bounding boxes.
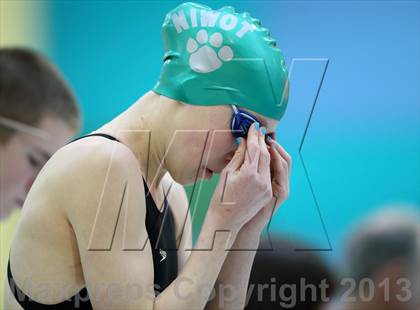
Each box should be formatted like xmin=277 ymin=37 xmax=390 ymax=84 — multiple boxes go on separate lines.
xmin=0 ymin=47 xmax=81 ymax=303
xmin=332 ymin=205 xmax=419 ymax=310
xmin=245 ymin=236 xmax=337 ymax=310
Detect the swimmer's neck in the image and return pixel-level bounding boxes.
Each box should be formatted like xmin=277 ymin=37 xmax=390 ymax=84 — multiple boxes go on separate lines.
xmin=95 ymin=90 xmax=175 ymax=192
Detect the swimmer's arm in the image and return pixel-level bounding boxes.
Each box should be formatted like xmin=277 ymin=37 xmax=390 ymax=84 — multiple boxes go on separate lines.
xmin=153 ymin=207 xmax=239 ymax=310
xmin=61 ymin=143 xmax=237 ymax=310
xmin=175 ymin=202 xmax=193 ymax=272
xmin=161 ymin=174 xmax=192 ymax=272
xmin=204 ymin=228 xmax=261 ymax=310
xmin=61 ymin=143 xmax=156 ymax=309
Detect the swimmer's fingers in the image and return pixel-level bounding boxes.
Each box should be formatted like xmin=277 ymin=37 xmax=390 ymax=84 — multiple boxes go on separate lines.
xmin=243 ymin=122 xmax=261 ymax=170
xmin=223 ymin=137 xmax=246 ymax=173
xmin=257 ymin=127 xmax=271 ymax=179
xmin=267 ymin=140 xmax=290 ymax=200
xmin=268 ymin=138 xmax=292 ymax=173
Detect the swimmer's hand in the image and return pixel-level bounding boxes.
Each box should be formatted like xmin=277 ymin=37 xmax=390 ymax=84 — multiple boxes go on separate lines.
xmin=241 ymin=137 xmax=291 ymax=234
xmin=208 ymin=122 xmax=273 ymax=233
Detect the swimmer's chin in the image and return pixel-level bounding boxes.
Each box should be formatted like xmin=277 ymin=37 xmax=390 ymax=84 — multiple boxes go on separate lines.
xmin=194 ymin=167 xmax=214 ymax=182
xmin=194 ymin=167 xmax=213 ymax=181
xmin=180 ymin=167 xmax=218 ymax=184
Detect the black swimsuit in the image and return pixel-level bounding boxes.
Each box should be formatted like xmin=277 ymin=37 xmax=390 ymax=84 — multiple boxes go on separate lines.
xmin=7 ymin=133 xmax=178 ymax=309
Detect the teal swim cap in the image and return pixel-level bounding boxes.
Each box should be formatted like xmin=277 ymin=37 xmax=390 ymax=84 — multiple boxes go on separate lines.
xmin=153 ymin=2 xmax=289 ymax=121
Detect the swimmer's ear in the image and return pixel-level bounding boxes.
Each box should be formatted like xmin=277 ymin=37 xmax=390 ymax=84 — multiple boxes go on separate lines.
xmin=224 ymin=138 xmax=246 ymax=172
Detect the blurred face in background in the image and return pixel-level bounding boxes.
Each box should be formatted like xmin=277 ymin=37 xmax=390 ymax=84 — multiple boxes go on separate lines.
xmin=0 ymin=116 xmax=75 ymax=219
xmin=0 ymin=47 xmax=81 ymax=220
xmin=342 ymin=206 xmax=420 ymax=310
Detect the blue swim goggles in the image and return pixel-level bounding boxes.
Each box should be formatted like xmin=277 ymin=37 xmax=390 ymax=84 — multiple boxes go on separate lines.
xmin=230 ymin=105 xmax=261 ymax=139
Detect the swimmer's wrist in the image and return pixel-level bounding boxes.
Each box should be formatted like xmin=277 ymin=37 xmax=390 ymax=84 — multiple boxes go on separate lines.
xmin=206 ymin=205 xmax=241 ymax=235
xmin=234 ymin=227 xmax=262 ymax=248
xmin=240 ymin=222 xmax=266 ymax=237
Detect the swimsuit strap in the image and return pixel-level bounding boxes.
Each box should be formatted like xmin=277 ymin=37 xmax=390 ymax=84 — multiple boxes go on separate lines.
xmin=70 ymin=133 xmax=120 ymax=143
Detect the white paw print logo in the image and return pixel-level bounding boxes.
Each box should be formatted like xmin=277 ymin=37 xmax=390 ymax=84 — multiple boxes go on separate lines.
xmin=187 ymin=29 xmax=234 ymax=73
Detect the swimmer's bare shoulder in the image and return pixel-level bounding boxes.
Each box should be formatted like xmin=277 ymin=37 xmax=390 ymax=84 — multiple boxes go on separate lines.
xmin=42 ymin=137 xmax=156 ymax=308
xmin=45 ymin=137 xmax=144 ymax=222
